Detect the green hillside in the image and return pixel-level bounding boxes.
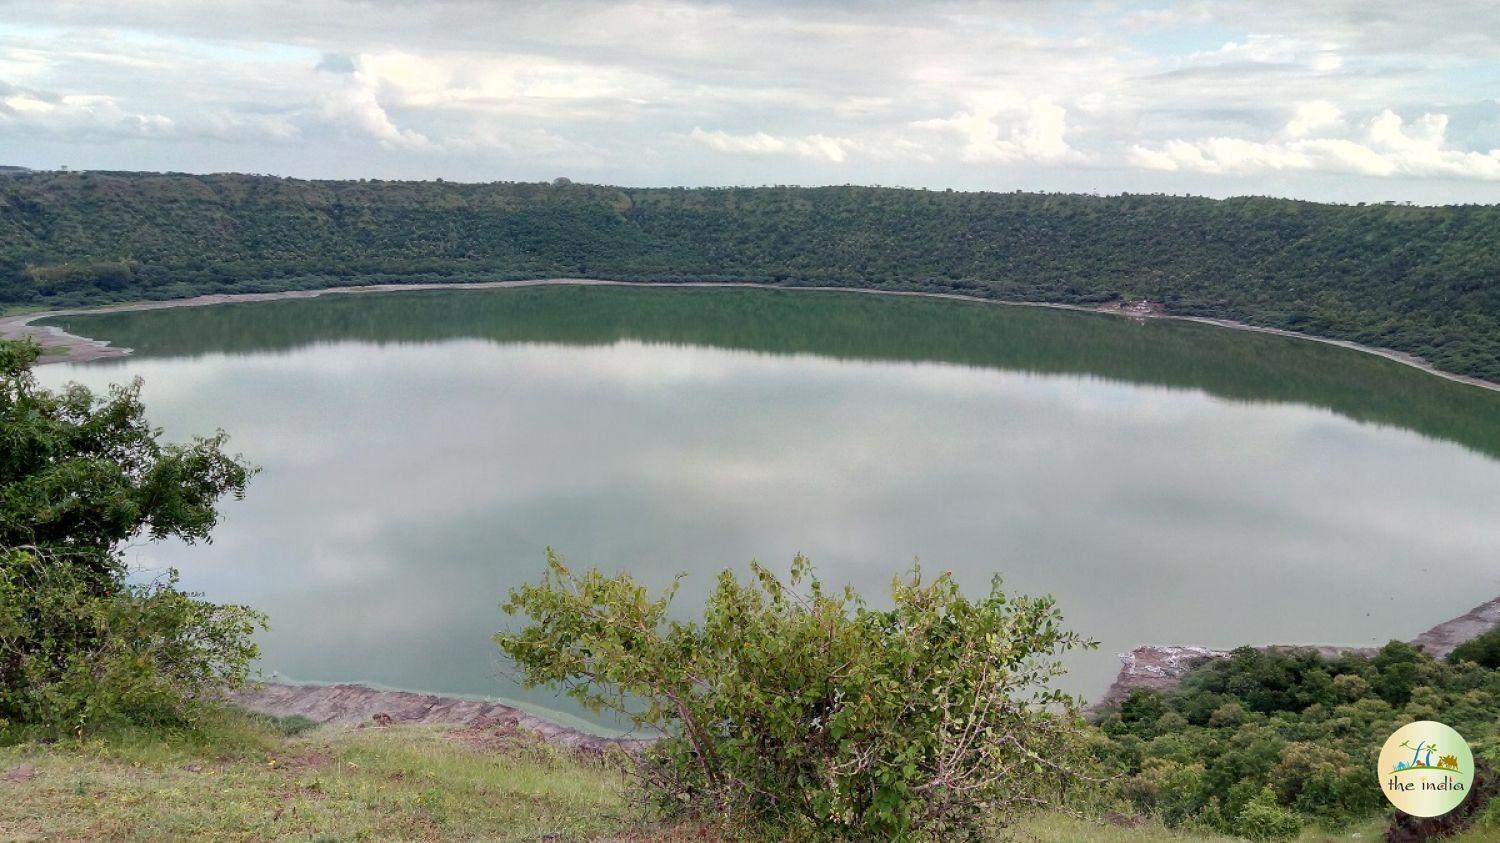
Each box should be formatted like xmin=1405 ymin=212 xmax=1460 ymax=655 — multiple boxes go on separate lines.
xmin=3 ymin=171 xmax=1497 ymax=380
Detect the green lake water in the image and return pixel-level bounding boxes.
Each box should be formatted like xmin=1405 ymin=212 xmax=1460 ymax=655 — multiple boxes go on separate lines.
xmin=36 ymin=285 xmax=1500 ymax=731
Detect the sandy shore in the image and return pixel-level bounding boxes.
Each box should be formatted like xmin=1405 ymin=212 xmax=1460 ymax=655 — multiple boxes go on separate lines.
xmin=2 ymin=277 xmax=1497 ymax=392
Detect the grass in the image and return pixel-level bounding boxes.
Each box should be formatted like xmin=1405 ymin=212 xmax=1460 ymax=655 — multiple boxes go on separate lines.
xmin=2 ymin=710 xmax=1497 ymax=842
xmin=0 ymin=710 xmax=640 ymax=842
xmin=0 ymin=304 xmax=48 ymax=317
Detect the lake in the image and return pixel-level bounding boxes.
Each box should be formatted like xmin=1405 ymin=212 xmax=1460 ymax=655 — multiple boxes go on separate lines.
xmin=35 ymin=285 xmax=1500 ymax=732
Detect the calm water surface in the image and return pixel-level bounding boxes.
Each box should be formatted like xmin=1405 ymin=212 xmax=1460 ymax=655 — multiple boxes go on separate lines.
xmin=38 ymin=286 xmax=1500 ymax=731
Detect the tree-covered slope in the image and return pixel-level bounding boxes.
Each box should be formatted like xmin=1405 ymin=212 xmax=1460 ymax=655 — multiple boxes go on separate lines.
xmin=2 ymin=171 xmax=1497 ymax=380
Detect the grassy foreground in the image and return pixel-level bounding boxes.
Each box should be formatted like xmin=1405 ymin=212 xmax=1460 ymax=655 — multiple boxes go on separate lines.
xmin=0 ymin=711 xmax=641 ymax=842
xmin=1 ymin=709 xmax=1488 ymax=842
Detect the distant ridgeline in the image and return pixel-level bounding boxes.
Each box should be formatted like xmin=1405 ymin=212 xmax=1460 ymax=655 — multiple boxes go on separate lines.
xmin=2 ymin=170 xmax=1497 ymax=381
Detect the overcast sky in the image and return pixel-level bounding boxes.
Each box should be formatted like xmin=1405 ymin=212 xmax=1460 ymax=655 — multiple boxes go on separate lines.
xmin=2 ymin=1 xmax=1499 ymax=203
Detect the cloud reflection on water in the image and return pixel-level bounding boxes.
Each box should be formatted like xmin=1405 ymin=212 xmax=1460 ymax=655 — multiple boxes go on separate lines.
xmin=41 ymin=337 xmax=1500 ymax=726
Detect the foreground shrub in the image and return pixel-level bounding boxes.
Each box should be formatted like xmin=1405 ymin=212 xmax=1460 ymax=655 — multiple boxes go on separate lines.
xmin=0 ymin=340 xmax=260 ymax=736
xmin=498 ymin=552 xmax=1097 ymax=840
xmin=0 ymin=549 xmax=263 ymax=736
xmin=1233 ymin=786 xmax=1303 ymax=841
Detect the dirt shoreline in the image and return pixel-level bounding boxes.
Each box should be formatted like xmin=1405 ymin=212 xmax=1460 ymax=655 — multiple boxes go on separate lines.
xmin=3 ymin=278 xmax=1497 ymax=393
xmin=231 ymin=681 xmax=651 ymax=751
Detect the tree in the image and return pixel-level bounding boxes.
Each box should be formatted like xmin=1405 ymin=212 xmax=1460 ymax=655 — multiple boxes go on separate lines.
xmin=1447 ymin=626 xmax=1500 ymax=669
xmin=0 ymin=340 xmax=262 ymax=735
xmin=1 ymin=341 xmax=252 ymax=564
xmin=498 ymin=550 xmax=1098 ymax=840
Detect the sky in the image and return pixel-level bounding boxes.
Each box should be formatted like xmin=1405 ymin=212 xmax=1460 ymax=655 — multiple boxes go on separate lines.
xmin=1 ymin=0 xmax=1499 ymax=203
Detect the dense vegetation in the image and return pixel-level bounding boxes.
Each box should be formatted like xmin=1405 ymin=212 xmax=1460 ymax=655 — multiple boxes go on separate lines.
xmin=0 ymin=339 xmax=260 ymax=737
xmin=1094 ymin=634 xmax=1500 ymax=839
xmin=499 ymin=552 xmax=1098 ymax=840
xmin=3 ymin=171 xmax=1498 ymax=381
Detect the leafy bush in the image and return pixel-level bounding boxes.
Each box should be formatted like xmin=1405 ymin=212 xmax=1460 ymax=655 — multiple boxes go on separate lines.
xmin=0 ymin=342 xmax=251 ymax=556
xmin=1234 ymin=786 xmax=1303 ymax=841
xmin=0 ymin=339 xmax=261 ymax=737
xmin=1449 ymin=626 xmax=1500 ymax=669
xmin=1118 ymin=757 xmax=1204 ymax=825
xmin=0 ymin=549 xmax=263 ymax=736
xmin=498 ymin=551 xmax=1097 ymax=840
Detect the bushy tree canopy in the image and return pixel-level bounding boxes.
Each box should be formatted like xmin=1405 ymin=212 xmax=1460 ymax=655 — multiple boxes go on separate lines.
xmin=1 ymin=341 xmax=251 ymax=559
xmin=499 ymin=551 xmax=1097 ymax=840
xmin=0 ymin=340 xmax=261 ymax=736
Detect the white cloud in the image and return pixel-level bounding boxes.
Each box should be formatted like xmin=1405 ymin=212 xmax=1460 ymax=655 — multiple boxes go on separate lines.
xmin=1130 ymin=107 xmax=1500 ymax=180
xmin=1368 ymin=110 xmax=1447 ymax=154
xmin=1 ymin=2 xmax=1498 ymax=199
xmin=320 ymin=84 xmax=431 ymax=150
xmin=352 ymin=51 xmax=658 ymax=112
xmin=1177 ymin=0 xmax=1500 ymax=60
xmin=0 ymin=84 xmax=304 ymax=145
xmin=911 ymin=98 xmax=1079 ymax=163
xmin=1191 ymin=34 xmax=1343 ymax=72
xmin=689 ymin=127 xmax=852 ymax=163
xmin=0 ymin=87 xmax=176 ymax=139
xmin=1283 ymin=100 xmax=1344 ymax=139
